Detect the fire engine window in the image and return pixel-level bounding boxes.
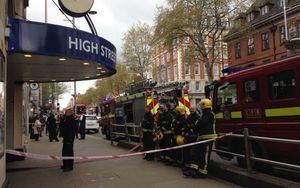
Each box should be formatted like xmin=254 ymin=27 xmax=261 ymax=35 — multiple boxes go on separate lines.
xmin=268 ymin=70 xmax=296 ymax=100
xmin=217 ymin=83 xmax=237 ymax=110
xmin=244 ymin=79 xmax=259 ymax=103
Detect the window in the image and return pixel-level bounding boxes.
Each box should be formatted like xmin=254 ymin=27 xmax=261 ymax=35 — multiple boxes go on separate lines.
xmin=244 ymin=79 xmax=259 ymax=103
xmin=195 ymin=81 xmax=200 ymax=91
xmin=173 ymin=49 xmax=177 ymax=60
xmin=216 ymin=83 xmax=237 ymax=110
xmin=247 ymin=37 xmax=254 ymax=55
xmin=268 ymin=70 xmax=296 ymax=100
xmin=279 ymin=26 xmax=286 ymax=43
xmin=261 ymin=32 xmax=269 ymax=50
xmin=166 ymin=53 xmax=171 ymax=62
xmin=174 ymin=64 xmax=178 ymax=80
xmin=184 ymin=48 xmax=189 ymax=59
xmin=222 ymin=47 xmax=228 ymax=59
xmin=194 ymin=48 xmax=199 ymax=59
xmin=185 ymin=63 xmax=190 ymax=75
xmin=213 ymin=64 xmax=219 ymax=77
xmin=161 ymin=55 xmax=165 ymax=65
xmin=297 ymin=20 xmax=300 ymax=38
xmin=235 ymin=42 xmax=241 ymax=58
xmin=194 ymin=63 xmax=199 ymax=75
xmin=167 ymin=66 xmax=171 ymax=82
xmin=260 ymin=5 xmax=269 ymax=16
xmin=247 ymin=12 xmax=254 ymax=22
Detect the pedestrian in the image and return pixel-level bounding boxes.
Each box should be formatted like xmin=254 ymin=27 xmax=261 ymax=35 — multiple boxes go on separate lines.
xmin=79 ymin=114 xmax=86 ymax=140
xmin=183 ymin=98 xmax=217 ymax=178
xmin=47 ymin=113 xmax=59 ymax=142
xmin=61 ymin=109 xmax=77 ymax=172
xmin=141 ymin=106 xmax=155 ymax=161
xmin=32 ymin=117 xmax=42 ymax=141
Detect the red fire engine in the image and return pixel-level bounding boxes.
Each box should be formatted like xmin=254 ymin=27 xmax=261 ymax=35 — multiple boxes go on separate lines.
xmin=206 ymin=55 xmax=300 ymax=167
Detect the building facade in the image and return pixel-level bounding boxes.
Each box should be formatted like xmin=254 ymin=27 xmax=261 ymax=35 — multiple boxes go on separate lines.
xmin=151 ymin=37 xmax=228 ymax=106
xmin=225 ymin=0 xmax=300 ymax=67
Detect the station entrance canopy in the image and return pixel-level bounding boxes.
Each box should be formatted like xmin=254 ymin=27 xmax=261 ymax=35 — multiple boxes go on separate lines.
xmin=7 ymin=18 xmax=116 ymax=82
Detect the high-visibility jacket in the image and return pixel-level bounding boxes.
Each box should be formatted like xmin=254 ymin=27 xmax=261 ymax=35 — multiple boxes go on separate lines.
xmin=195 ymin=109 xmax=217 ymax=140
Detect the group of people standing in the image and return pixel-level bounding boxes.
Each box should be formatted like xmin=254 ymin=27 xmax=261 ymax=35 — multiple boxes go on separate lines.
xmin=141 ymin=98 xmax=217 ymax=178
xmin=29 ymin=110 xmax=87 ymax=172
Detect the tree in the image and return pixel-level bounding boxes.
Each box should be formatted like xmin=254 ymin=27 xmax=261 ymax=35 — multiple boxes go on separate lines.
xmin=122 ymin=22 xmax=153 ymax=79
xmin=41 ymin=82 xmax=70 ymax=110
xmin=154 ymin=0 xmax=253 ymax=83
xmin=78 ymin=64 xmax=136 ymax=106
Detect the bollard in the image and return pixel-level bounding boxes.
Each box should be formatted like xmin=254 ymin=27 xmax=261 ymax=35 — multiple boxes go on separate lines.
xmin=243 ymin=128 xmax=252 ymax=172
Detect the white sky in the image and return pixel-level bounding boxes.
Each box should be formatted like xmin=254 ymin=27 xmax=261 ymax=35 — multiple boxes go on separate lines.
xmin=26 ymin=0 xmax=166 ymax=108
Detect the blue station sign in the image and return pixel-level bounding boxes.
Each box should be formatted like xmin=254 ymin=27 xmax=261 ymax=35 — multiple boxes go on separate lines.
xmin=8 ymin=18 xmax=116 ymax=72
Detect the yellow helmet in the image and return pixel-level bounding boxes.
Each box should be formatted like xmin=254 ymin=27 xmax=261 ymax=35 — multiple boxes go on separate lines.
xmin=175 ymin=106 xmax=185 ymax=115
xmin=156 ymin=131 xmax=164 ymax=141
xmin=200 ymin=98 xmax=212 ymax=109
xmin=176 ymin=135 xmax=185 ymax=145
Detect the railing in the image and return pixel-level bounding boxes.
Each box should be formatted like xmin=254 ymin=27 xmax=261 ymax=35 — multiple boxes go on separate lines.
xmin=213 ymin=128 xmax=300 ymax=172
xmin=109 ymin=123 xmax=142 ymax=145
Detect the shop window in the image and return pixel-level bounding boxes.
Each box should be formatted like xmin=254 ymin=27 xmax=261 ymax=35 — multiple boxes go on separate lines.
xmin=244 ymin=79 xmax=259 ymax=103
xmin=217 ymin=83 xmax=237 ymax=110
xmin=268 ymin=70 xmax=296 ymax=100
xmin=0 ymin=52 xmax=4 ymax=158
xmin=261 ymin=32 xmax=269 ymax=51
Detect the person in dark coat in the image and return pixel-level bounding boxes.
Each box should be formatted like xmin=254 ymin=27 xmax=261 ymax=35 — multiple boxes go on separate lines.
xmin=79 ymin=114 xmax=86 ymax=140
xmin=142 ymin=106 xmax=155 ymax=160
xmin=61 ymin=109 xmax=77 ymax=171
xmin=47 ymin=113 xmax=59 ymax=142
xmin=183 ymin=99 xmax=217 ymax=178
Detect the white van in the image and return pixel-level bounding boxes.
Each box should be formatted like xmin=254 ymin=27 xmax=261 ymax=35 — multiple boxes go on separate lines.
xmin=85 ymin=115 xmax=99 ymax=133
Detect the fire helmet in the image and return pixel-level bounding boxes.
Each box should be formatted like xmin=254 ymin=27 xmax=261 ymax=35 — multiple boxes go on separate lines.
xmin=199 ymin=98 xmax=212 ymax=109
xmin=176 ymin=135 xmax=185 ymax=145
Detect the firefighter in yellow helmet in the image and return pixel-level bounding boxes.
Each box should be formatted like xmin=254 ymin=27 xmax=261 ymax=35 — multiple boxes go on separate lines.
xmin=182 ymin=105 xmax=201 ymax=173
xmin=183 ymin=98 xmax=217 ymax=178
xmin=170 ymin=106 xmax=188 ymax=165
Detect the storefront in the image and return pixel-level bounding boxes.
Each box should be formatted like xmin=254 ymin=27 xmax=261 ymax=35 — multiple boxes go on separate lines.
xmin=0 ymin=1 xmax=116 ymax=186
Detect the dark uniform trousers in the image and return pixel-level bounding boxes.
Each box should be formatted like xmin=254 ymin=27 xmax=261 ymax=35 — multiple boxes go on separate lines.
xmin=182 ymin=136 xmax=197 ymax=168
xmin=190 ymin=140 xmax=214 ymax=175
xmin=160 ymin=132 xmax=172 ymax=161
xmin=142 ymin=130 xmax=155 ymax=159
xmin=62 ymin=142 xmax=74 ymax=169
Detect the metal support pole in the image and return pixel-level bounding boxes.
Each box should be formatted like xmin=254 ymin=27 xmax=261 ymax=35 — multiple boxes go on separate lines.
xmin=74 ymin=81 xmax=76 ymax=114
xmin=244 ymin=128 xmax=252 ymax=172
xmin=283 ymin=0 xmax=289 ymax=41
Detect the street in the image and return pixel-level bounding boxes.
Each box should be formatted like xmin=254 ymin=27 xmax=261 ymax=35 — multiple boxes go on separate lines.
xmin=6 ymin=133 xmax=240 ymax=188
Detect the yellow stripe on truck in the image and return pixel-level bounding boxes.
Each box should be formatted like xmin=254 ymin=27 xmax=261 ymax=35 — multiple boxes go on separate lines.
xmin=215 ymin=113 xmax=224 ymax=119
xmin=231 ymin=111 xmax=242 ymax=119
xmin=265 ymin=106 xmax=300 ymax=117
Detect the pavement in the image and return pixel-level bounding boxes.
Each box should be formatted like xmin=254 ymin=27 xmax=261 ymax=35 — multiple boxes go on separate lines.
xmin=6 ymin=133 xmax=241 ymax=188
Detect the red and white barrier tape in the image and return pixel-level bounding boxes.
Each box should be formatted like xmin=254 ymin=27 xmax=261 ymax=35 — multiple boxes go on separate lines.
xmin=6 ymin=133 xmax=232 ymax=161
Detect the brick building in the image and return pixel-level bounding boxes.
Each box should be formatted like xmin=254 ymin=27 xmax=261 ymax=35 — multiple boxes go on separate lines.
xmin=151 ymin=37 xmax=228 ymax=105
xmin=225 ymin=0 xmax=300 ymax=67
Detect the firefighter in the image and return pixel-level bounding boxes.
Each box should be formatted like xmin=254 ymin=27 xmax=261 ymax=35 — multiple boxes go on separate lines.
xmin=183 ymin=98 xmax=217 ymax=178
xmin=172 ymin=106 xmax=187 ymax=166
xmin=156 ymin=103 xmax=173 ymax=163
xmin=182 ymin=105 xmax=201 ymax=172
xmin=142 ymin=106 xmax=155 ymax=161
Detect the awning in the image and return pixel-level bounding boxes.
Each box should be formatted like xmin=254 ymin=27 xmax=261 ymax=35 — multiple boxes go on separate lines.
xmin=7 ymin=18 xmax=116 ymax=82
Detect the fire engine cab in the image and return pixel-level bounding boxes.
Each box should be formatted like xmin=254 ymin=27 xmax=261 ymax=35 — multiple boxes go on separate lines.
xmin=206 ymin=55 xmax=300 ymax=167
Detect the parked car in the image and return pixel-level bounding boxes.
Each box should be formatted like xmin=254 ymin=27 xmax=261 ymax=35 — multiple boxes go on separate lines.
xmin=85 ymin=115 xmax=99 ymax=133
